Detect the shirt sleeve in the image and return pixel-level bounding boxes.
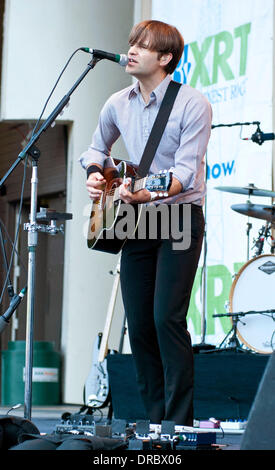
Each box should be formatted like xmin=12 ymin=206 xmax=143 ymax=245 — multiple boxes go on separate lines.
xmin=79 ymin=97 xmax=121 ymax=169
xmin=169 ymin=94 xmax=212 ymax=191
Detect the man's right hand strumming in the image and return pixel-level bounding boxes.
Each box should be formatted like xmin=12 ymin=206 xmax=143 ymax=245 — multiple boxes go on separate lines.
xmin=86 ymin=172 xmax=106 ymax=201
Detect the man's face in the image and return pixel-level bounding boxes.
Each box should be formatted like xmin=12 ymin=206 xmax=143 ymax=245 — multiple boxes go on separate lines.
xmin=126 ymin=40 xmax=164 ymax=79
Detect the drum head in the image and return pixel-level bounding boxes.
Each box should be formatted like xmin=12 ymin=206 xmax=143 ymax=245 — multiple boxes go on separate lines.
xmin=229 ymin=254 xmax=275 ymax=354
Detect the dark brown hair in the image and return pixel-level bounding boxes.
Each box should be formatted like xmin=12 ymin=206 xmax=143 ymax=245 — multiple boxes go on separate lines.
xmin=128 ymin=20 xmax=184 ymax=74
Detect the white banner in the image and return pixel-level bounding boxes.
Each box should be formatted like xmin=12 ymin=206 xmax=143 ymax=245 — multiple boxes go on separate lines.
xmin=152 ymin=0 xmax=274 ymax=346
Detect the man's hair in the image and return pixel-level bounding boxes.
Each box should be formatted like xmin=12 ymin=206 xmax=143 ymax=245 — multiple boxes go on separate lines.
xmin=128 ymin=20 xmax=184 ymax=75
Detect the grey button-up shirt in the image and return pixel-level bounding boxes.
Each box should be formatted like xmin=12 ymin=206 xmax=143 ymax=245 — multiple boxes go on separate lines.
xmin=79 ymin=74 xmax=212 ymax=206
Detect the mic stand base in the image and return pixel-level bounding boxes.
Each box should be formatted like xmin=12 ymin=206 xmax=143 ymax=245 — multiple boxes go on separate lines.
xmin=23 ymin=152 xmax=73 ymax=422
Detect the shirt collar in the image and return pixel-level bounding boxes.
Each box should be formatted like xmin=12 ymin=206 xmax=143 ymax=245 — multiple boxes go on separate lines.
xmin=128 ymin=74 xmax=172 ymax=104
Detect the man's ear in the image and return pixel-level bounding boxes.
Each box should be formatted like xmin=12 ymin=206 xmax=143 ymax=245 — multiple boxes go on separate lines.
xmin=159 ymin=52 xmax=173 ymax=68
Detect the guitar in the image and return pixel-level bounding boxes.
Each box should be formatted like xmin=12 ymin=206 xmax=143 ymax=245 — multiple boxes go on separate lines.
xmin=87 ymin=158 xmax=172 ymax=254
xmin=84 ymin=259 xmax=121 ymax=409
xmin=84 ymin=332 xmax=116 ymax=409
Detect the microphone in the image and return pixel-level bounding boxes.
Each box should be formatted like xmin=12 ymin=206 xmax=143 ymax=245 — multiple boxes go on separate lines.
xmin=243 ymin=126 xmax=275 ymax=145
xmin=0 ymin=286 xmax=27 ymax=334
xmin=81 ymin=48 xmax=128 ymax=66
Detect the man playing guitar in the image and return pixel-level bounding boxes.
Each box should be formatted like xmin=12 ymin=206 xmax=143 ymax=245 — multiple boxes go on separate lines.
xmin=80 ymin=20 xmax=212 ymax=426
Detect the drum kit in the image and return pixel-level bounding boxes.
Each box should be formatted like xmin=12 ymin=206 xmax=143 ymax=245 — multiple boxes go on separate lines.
xmin=213 ymin=183 xmax=275 ymax=355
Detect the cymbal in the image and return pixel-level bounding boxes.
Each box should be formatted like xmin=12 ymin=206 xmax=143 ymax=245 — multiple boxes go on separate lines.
xmin=231 ymin=203 xmax=275 ymax=222
xmin=215 ymin=183 xmax=275 ymax=198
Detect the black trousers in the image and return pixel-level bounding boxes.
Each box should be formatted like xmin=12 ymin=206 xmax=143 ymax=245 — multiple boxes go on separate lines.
xmin=120 ymin=204 xmax=204 ymax=426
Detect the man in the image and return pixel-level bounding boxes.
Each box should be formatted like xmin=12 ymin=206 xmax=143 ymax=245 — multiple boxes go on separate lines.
xmin=80 ymin=20 xmax=212 ymax=425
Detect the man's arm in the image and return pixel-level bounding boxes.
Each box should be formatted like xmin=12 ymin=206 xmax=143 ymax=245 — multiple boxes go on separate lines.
xmin=118 ymin=176 xmax=182 ymax=204
xmin=80 ymin=96 xmax=121 ymax=170
xmin=168 ymin=95 xmax=212 ymax=192
xmin=119 ymin=96 xmax=212 ymax=205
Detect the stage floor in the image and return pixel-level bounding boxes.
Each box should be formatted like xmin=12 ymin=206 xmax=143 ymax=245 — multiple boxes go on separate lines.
xmin=0 ymin=404 xmax=243 ymax=451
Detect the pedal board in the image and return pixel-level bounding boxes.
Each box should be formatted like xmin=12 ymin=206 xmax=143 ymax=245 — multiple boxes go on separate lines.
xmin=55 ymin=413 xmax=96 ymax=435
xmin=55 ymin=415 xmax=216 ymax=450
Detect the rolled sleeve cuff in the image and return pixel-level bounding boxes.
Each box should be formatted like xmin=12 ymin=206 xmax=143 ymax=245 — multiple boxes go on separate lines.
xmin=169 ymin=166 xmax=195 ymax=192
xmin=79 ymin=147 xmax=109 ymax=170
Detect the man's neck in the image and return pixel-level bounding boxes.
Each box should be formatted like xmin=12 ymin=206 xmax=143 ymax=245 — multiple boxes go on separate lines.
xmin=138 ymin=72 xmax=168 ymax=104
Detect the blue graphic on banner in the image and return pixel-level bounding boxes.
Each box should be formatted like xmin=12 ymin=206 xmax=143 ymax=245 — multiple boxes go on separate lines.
xmin=173 ymin=44 xmax=192 ymax=84
xmin=207 ymin=160 xmax=235 ymax=180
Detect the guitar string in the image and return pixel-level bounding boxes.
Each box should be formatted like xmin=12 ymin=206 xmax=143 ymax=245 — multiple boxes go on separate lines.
xmin=103 ymin=173 xmax=168 ymax=198
xmin=104 ymin=179 xmax=144 ymax=197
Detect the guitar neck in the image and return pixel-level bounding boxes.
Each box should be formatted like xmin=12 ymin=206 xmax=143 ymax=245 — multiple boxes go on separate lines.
xmin=133 ymin=177 xmax=146 ymax=192
xmin=113 ymin=177 xmax=146 ymax=202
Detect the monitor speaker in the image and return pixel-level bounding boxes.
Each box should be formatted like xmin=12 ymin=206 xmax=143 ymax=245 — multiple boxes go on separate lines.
xmin=241 ymin=352 xmax=275 ymax=450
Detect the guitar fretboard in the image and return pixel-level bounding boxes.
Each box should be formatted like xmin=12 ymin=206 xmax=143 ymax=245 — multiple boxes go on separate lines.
xmin=112 ymin=177 xmax=146 ymax=202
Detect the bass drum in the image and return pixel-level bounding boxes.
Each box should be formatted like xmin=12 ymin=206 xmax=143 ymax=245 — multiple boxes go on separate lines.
xmin=229 ymin=254 xmax=275 ymax=354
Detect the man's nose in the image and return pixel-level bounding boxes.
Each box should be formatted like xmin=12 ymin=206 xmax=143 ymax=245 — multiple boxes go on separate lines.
xmin=128 ymin=44 xmax=138 ymax=55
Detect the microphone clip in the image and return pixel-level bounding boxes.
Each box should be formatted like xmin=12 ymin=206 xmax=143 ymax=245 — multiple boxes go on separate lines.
xmin=251 ymin=123 xmax=275 ymax=145
xmin=251 ymin=124 xmax=265 ymax=145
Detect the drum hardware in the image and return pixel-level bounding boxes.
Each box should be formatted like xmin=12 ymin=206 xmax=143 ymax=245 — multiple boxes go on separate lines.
xmin=215 ymin=184 xmax=275 ymax=260
xmin=231 ymin=204 xmax=275 ymax=257
xmin=213 ymin=309 xmax=275 ymax=352
xmin=252 ymin=222 xmax=273 ymax=257
xmin=213 ymin=312 xmax=247 ymax=352
xmin=231 ymin=202 xmax=275 ymax=224
xmin=246 ymin=220 xmax=253 ymax=261
xmin=215 ymin=184 xmax=275 ymax=198
xmin=229 ymin=254 xmax=275 ymax=354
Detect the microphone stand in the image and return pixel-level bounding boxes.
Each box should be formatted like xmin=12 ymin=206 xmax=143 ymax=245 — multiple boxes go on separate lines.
xmin=194 ymin=121 xmax=263 ymax=351
xmin=0 ymin=55 xmax=101 ymax=421
xmin=193 ymin=157 xmax=214 ymax=352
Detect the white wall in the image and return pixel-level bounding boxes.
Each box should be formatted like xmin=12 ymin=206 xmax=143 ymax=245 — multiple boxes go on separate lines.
xmin=1 ymin=0 xmax=135 ymax=403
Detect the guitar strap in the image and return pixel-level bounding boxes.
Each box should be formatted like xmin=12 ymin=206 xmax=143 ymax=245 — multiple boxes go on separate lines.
xmin=137 ymin=80 xmax=182 ymax=178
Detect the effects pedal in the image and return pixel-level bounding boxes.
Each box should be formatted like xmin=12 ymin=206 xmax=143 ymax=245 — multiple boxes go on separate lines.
xmin=173 ymin=431 xmax=216 ymax=450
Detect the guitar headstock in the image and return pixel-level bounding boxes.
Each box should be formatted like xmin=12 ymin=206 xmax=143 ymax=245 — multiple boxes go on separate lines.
xmin=145 ymin=170 xmax=173 ymax=192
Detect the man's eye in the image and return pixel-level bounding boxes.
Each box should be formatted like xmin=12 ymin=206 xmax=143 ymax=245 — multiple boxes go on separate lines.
xmin=128 ymin=42 xmax=149 ymax=50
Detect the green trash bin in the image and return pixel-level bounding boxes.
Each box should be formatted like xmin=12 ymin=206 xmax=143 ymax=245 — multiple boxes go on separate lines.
xmin=1 ymin=341 xmax=61 ymax=406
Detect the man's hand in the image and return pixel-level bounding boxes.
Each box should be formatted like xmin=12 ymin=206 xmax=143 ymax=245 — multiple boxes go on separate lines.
xmin=86 ymin=172 xmax=106 ymax=201
xmin=119 ymin=178 xmax=151 ymax=204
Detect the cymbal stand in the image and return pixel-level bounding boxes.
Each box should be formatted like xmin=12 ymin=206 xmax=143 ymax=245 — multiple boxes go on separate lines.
xmin=246 ymin=218 xmax=252 ymax=261
xmin=245 ymin=189 xmax=255 ymax=261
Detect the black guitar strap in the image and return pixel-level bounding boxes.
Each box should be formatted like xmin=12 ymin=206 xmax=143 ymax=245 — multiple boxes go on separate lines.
xmin=137 ymin=80 xmax=181 ymax=178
